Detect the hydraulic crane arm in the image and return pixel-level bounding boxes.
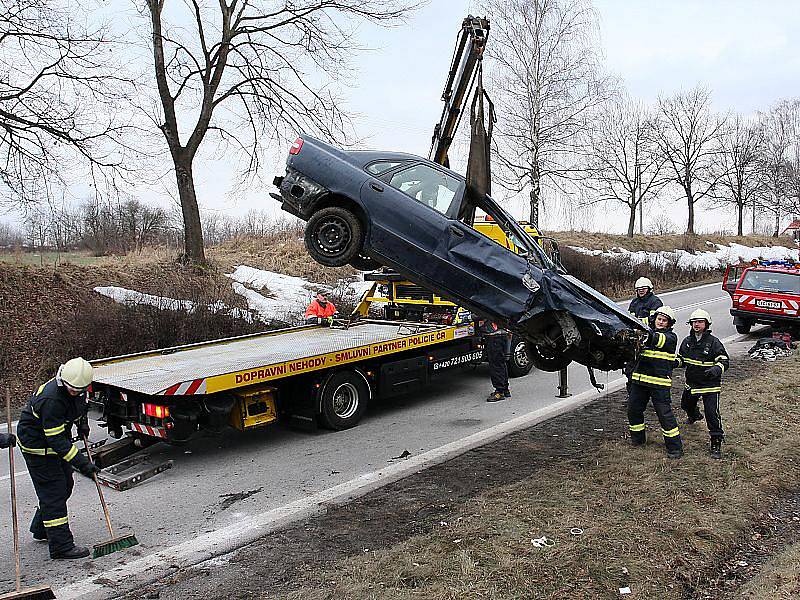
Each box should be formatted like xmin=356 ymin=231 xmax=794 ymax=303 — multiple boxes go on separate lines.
xmin=428 ymin=15 xmax=490 ymax=168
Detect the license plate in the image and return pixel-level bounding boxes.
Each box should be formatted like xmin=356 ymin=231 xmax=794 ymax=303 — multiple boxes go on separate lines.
xmin=754 ymin=299 xmax=782 ymax=310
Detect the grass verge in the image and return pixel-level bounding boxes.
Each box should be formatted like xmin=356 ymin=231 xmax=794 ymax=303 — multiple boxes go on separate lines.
xmin=266 ymin=355 xmax=800 ymax=600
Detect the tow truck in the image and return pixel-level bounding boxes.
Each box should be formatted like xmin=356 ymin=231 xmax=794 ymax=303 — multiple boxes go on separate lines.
xmin=722 ymin=259 xmax=800 ymax=333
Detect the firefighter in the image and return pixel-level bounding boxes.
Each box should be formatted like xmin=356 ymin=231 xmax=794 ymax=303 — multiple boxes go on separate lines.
xmin=675 ymin=309 xmax=729 ymax=459
xmin=629 ymin=277 xmax=663 ymax=325
xmin=16 ymin=357 xmax=100 ymax=559
xmin=625 ymin=277 xmax=664 ymax=389
xmin=627 ymin=306 xmax=683 ymax=459
xmin=0 ymin=432 xmax=15 ymax=448
xmin=479 ymin=319 xmax=511 ymax=402
xmin=304 ymin=292 xmax=339 ymax=325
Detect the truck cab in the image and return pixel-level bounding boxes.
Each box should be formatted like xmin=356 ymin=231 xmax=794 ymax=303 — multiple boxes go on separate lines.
xmin=723 ymin=260 xmax=800 ymax=333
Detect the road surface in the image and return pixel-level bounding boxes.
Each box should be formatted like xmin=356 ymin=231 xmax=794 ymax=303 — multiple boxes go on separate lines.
xmin=0 ymin=281 xmax=760 ymax=597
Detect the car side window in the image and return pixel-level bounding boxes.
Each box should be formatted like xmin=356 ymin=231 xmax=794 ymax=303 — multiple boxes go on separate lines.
xmin=388 ymin=164 xmax=460 ymax=215
xmin=365 ymin=161 xmax=405 ymax=175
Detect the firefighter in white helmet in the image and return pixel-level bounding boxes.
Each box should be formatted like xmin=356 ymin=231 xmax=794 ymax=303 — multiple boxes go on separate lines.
xmin=627 ymin=306 xmax=683 ymax=459
xmin=675 ymin=309 xmax=729 ymax=459
xmin=625 ymin=276 xmax=664 ymax=389
xmin=16 ymin=357 xmax=101 ymax=559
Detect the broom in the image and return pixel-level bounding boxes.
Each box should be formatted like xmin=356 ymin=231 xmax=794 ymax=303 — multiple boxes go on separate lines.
xmin=1 ymin=388 xmax=55 ymax=600
xmin=81 ymin=434 xmax=139 ymax=558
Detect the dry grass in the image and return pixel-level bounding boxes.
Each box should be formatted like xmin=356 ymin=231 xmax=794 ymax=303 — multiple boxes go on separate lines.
xmin=270 ymin=356 xmax=800 ymax=600
xmin=738 ymin=542 xmax=800 ymax=598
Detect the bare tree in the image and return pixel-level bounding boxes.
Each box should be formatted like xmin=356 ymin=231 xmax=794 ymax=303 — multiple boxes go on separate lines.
xmin=655 ymin=86 xmax=724 ymax=234
xmin=0 ymin=0 xmax=134 ymax=206
xmin=760 ymin=99 xmax=798 ymax=236
xmin=710 ymin=115 xmax=767 ymax=236
xmin=585 ymin=97 xmax=666 ymax=237
xmin=143 ymin=0 xmax=416 ymax=263
xmin=480 ymin=0 xmax=612 ymax=227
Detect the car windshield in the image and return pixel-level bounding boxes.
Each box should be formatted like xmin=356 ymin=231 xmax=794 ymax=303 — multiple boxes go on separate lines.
xmin=740 ymin=271 xmax=799 ymax=294
xmin=388 ymin=164 xmax=460 ymax=215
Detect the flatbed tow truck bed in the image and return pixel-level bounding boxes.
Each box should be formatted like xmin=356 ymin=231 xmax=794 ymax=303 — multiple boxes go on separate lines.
xmin=93 ymin=320 xmax=464 ymax=396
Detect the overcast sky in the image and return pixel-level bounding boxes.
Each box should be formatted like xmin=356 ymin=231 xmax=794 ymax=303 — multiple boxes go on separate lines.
xmin=3 ymin=0 xmax=800 ymax=234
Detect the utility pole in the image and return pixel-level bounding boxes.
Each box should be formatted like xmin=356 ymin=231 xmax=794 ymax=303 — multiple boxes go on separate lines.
xmin=636 ymin=162 xmax=643 ymax=234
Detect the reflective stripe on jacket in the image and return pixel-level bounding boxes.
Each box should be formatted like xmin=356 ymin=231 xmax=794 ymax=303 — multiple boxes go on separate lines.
xmin=631 ymin=328 xmax=677 ymax=389
xmin=675 ymin=331 xmax=729 ymax=394
xmin=16 ymin=379 xmax=89 ymax=468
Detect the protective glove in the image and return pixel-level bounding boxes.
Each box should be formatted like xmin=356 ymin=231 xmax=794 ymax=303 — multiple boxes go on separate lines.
xmin=326 ymin=316 xmax=335 ymax=326
xmin=77 ymin=416 xmax=90 ymax=439
xmin=0 ymin=433 xmax=16 ymax=449
xmin=78 ymin=461 xmax=102 ymax=479
xmin=704 ymin=365 xmax=723 ymax=378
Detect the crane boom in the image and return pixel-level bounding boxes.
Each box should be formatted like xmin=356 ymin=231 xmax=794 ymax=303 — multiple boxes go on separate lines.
xmin=429 ymin=16 xmax=490 ymax=168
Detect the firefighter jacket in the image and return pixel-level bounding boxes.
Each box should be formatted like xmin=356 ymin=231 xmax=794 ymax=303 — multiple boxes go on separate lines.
xmin=631 ymin=327 xmax=677 ymax=389
xmin=304 ymin=299 xmax=338 ymax=320
xmin=17 ymin=378 xmax=91 ymax=470
xmin=629 ymin=291 xmax=663 ymax=325
xmin=676 ymin=331 xmax=729 ymax=395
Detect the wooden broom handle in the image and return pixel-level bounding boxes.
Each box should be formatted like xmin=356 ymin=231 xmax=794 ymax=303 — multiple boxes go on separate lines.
xmin=82 ymin=434 xmax=114 ymax=537
xmin=6 ymin=387 xmax=21 ymax=591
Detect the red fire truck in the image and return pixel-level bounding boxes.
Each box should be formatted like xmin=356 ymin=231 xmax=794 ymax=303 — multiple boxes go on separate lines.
xmin=722 ymin=260 xmax=800 ymax=333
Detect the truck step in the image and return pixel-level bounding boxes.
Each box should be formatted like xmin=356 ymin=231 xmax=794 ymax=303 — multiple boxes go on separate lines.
xmin=98 ymin=454 xmax=174 ymax=492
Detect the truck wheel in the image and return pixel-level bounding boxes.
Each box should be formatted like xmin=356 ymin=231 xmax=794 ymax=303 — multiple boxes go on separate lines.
xmin=507 ymin=335 xmax=534 ymax=377
xmin=305 ymin=207 xmax=364 ymax=267
xmin=736 ymin=321 xmax=753 ymax=334
xmin=318 ymin=370 xmax=370 ymax=430
xmin=528 ymin=343 xmax=572 ymax=372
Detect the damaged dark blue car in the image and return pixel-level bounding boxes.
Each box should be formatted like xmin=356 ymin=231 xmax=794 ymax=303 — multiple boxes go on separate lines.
xmin=271 ymin=135 xmax=645 ymax=372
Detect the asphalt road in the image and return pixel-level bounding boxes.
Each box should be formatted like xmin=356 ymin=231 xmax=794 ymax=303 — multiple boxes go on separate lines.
xmin=0 ymin=281 xmax=755 ymax=596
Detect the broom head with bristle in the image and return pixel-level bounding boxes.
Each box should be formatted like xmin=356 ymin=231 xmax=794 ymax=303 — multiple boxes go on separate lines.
xmin=92 ymin=532 xmax=139 ymax=559
xmin=0 ymin=585 xmax=56 ymax=600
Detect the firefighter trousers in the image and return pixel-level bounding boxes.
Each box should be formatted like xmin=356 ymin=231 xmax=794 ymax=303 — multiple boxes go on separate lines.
xmin=627 ymin=383 xmax=683 ymax=453
xmin=680 ymin=389 xmax=724 ymax=439
xmin=485 ymin=334 xmax=509 ymax=393
xmin=22 ymin=453 xmax=76 ymax=556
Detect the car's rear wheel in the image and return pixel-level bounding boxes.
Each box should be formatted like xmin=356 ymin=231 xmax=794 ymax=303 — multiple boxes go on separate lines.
xmin=305 ymin=206 xmax=364 ymax=267
xmin=527 ymin=342 xmax=572 ymax=372
xmin=317 ymin=370 xmax=369 ymax=430
xmin=736 ymin=320 xmax=753 ymax=334
xmin=507 ymin=335 xmax=534 ymax=377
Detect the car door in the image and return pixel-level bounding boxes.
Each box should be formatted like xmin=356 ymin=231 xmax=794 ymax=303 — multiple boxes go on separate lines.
xmin=432 ymin=196 xmax=532 ymax=320
xmin=361 ymin=162 xmax=463 ymax=280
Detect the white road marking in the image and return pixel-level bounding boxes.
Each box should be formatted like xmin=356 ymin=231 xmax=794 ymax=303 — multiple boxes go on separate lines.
xmin=659 ymin=281 xmax=722 ymax=297
xmin=0 ymin=469 xmax=28 ymax=482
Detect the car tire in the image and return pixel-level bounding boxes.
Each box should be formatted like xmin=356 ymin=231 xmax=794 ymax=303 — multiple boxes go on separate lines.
xmin=507 ymin=335 xmax=534 ymax=377
xmin=527 ymin=342 xmax=572 ymax=372
xmin=736 ymin=321 xmax=753 ymax=334
xmin=317 ymin=370 xmax=370 ymax=430
xmin=305 ymin=207 xmax=364 ymax=267
xmin=349 ymin=255 xmax=380 ymax=271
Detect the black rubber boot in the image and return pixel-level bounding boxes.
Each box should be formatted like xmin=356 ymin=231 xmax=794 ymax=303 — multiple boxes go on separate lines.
xmin=666 ymin=449 xmax=684 ymax=460
xmin=710 ymin=437 xmax=722 ymax=460
xmin=685 ymin=412 xmax=704 ymax=425
xmin=51 ymin=545 xmax=90 ymax=560
xmin=503 ymin=389 xmax=512 ymax=398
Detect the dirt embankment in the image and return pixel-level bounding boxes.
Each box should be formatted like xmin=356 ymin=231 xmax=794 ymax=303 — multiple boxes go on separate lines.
xmin=121 ymin=354 xmax=800 ymax=600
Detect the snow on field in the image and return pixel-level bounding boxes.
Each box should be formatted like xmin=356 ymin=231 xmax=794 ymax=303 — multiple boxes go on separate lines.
xmin=568 ymin=243 xmax=800 ymax=271
xmin=95 ymin=266 xmax=371 ymax=324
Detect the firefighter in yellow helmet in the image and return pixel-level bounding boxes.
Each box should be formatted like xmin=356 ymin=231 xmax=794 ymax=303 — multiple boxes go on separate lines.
xmin=627 ymin=306 xmax=683 ymax=459
xmin=675 ymin=309 xmax=729 ymax=459
xmin=16 ymin=358 xmax=101 ymax=559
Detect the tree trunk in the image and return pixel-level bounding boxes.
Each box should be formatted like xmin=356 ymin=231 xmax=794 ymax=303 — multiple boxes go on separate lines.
xmin=529 ymin=164 xmax=541 ymax=228
xmin=774 ymin=209 xmax=780 ymax=237
xmin=752 ymin=197 xmax=756 ymax=234
xmin=686 ymin=187 xmax=695 ymax=234
xmin=627 ymin=198 xmax=636 ymax=237
xmin=174 ymin=155 xmax=205 ymax=262
xmin=737 ymin=203 xmax=744 ymax=237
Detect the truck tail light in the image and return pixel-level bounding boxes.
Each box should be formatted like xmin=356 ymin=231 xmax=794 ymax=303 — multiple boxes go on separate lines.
xmin=289 ymin=137 xmax=303 ymax=155
xmin=142 ymin=403 xmax=170 ymax=419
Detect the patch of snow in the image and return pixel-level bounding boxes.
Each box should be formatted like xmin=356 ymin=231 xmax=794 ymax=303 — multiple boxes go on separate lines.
xmin=93 ymin=286 xmax=257 ymax=322
xmin=567 ymin=243 xmax=799 ymax=271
